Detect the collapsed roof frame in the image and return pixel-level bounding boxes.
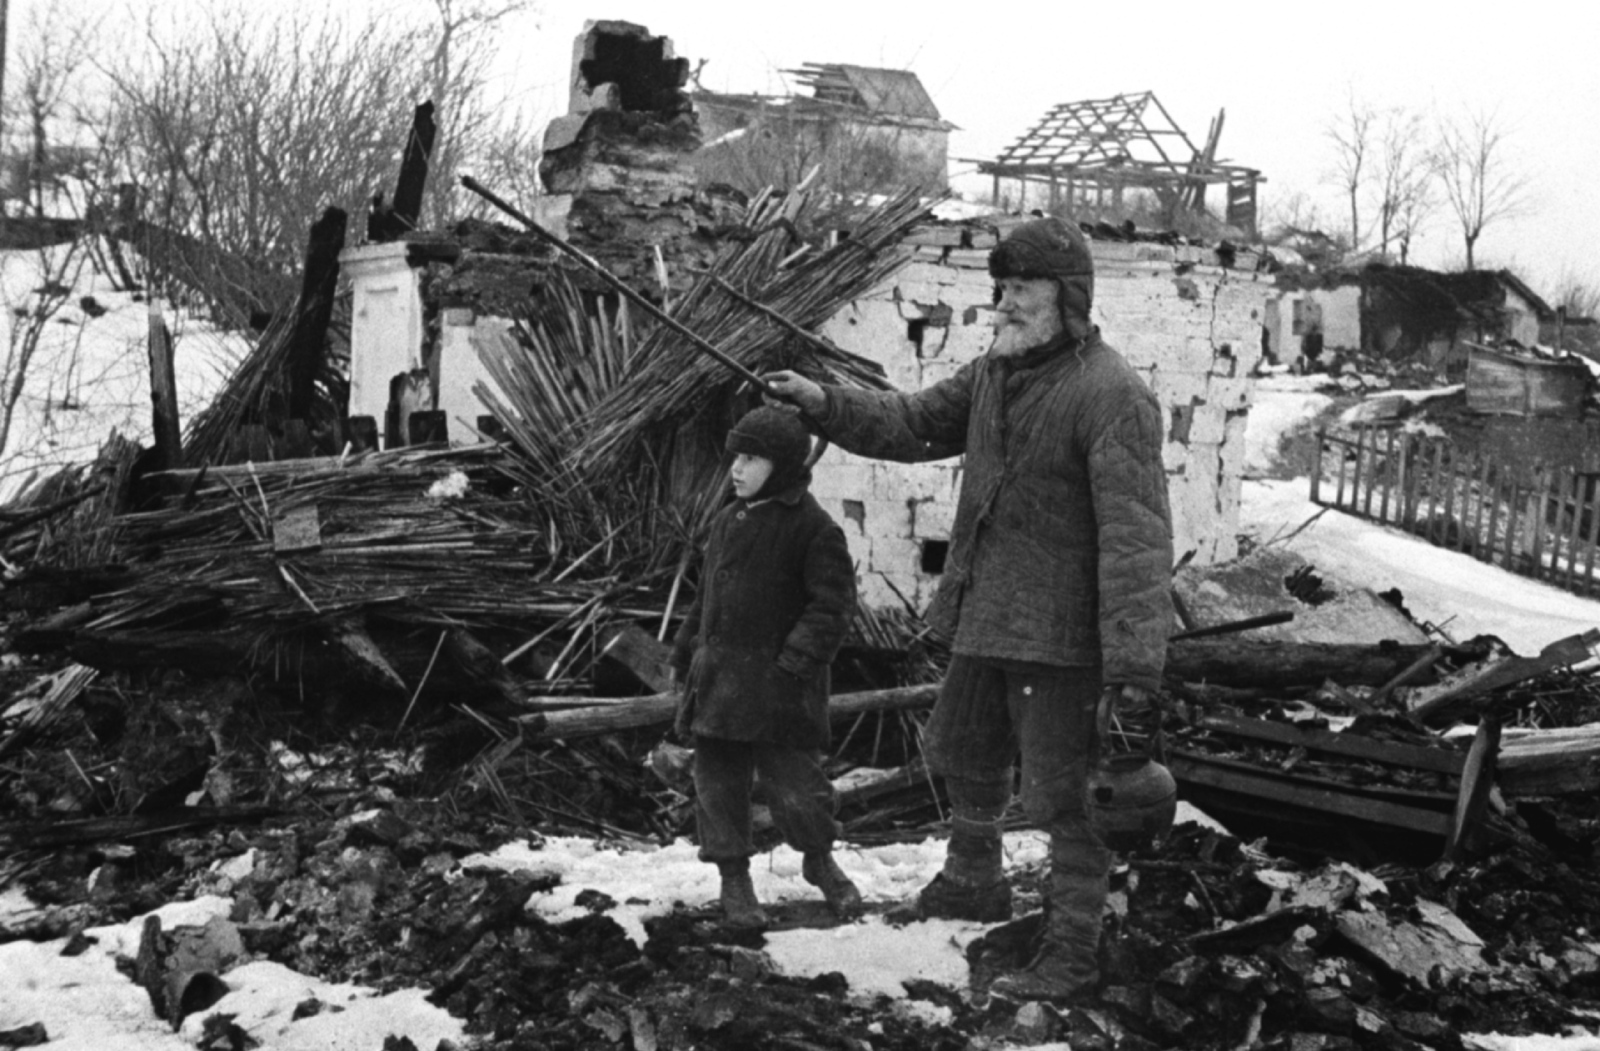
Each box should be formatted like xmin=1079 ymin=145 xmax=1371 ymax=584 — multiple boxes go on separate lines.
xmin=976 ymin=91 xmax=1264 ymax=234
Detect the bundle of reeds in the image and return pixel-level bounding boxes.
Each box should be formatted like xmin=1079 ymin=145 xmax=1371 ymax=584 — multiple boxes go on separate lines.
xmin=569 ymin=186 xmax=929 ymax=479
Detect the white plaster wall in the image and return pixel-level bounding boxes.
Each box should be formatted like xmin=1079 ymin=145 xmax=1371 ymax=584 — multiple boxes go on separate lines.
xmin=815 ymin=234 xmax=1275 ymax=612
xmin=342 ymin=244 xmax=427 ymax=441
xmin=1314 ymin=285 xmax=1362 ymax=351
xmin=438 ymin=310 xmax=514 ymax=442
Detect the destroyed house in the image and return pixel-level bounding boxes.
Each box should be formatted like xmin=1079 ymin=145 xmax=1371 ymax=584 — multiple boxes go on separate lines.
xmin=695 ymin=62 xmax=956 ymax=192
xmin=338 ymin=19 xmax=1276 ymax=618
xmin=1266 ymin=264 xmax=1555 ymax=372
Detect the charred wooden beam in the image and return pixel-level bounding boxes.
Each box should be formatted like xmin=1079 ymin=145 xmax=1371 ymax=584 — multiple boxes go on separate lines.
xmin=1167 ymin=639 xmax=1440 ymax=689
xmin=516 ymin=683 xmax=941 ymax=740
xmin=287 ymin=207 xmax=347 ymax=423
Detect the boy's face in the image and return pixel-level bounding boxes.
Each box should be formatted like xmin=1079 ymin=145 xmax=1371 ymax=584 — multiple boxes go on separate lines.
xmin=731 ymin=452 xmax=774 ymax=499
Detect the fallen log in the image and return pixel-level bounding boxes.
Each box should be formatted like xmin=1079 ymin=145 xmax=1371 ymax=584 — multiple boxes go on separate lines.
xmin=515 ymin=683 xmax=941 ymax=740
xmin=1166 ymin=639 xmax=1440 ymax=689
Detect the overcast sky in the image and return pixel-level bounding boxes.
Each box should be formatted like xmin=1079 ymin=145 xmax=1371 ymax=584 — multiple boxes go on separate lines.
xmin=496 ymin=0 xmax=1600 ymax=299
xmin=39 ymin=0 xmax=1600 ymax=301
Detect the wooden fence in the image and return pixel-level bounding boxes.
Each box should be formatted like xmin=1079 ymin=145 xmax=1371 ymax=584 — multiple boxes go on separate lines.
xmin=1311 ymin=426 xmax=1600 ymax=598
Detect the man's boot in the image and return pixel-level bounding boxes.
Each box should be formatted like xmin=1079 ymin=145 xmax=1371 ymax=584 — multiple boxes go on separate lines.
xmin=802 ymin=852 xmax=863 ymax=916
xmin=989 ymin=830 xmax=1108 ymax=1002
xmin=911 ymin=777 xmax=1013 ymax=922
xmin=717 ymin=859 xmax=769 ymax=929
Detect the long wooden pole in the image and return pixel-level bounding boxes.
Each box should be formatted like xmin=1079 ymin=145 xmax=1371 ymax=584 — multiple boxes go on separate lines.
xmin=460 ymin=175 xmax=782 ymax=400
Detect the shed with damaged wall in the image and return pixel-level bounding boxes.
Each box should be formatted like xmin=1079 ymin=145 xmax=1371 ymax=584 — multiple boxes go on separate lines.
xmin=811 ymin=223 xmax=1274 ymax=610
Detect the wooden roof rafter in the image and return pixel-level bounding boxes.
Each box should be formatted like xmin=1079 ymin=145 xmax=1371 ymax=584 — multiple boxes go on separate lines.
xmin=980 ymin=90 xmax=1260 ymax=189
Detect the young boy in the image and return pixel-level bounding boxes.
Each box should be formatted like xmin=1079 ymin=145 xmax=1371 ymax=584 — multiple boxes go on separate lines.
xmin=671 ymin=406 xmax=862 ymax=928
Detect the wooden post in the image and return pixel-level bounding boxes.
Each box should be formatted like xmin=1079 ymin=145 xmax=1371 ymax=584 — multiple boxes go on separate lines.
xmin=1565 ymin=468 xmax=1586 ymax=590
xmin=1470 ymin=455 xmax=1491 ymax=558
xmin=1424 ymin=441 xmax=1445 ymax=543
xmin=393 ymin=101 xmax=436 ymax=229
xmin=1583 ymin=474 xmax=1600 ymax=594
xmin=1483 ymin=462 xmax=1503 ymax=566
xmin=1334 ymin=434 xmax=1350 ymax=509
xmin=1440 ymin=446 xmax=1460 ymax=548
xmin=1401 ymin=435 xmax=1422 ymax=534
xmin=286 ymin=207 xmax=348 ymax=426
xmin=1503 ymin=475 xmax=1523 ymax=573
xmin=1350 ymin=428 xmax=1367 ymax=516
xmin=1530 ymin=469 xmax=1554 ymax=580
xmin=1309 ymin=428 xmax=1325 ymax=504
xmin=1378 ymin=427 xmax=1397 ymax=524
xmin=147 ymin=303 xmax=183 ymax=473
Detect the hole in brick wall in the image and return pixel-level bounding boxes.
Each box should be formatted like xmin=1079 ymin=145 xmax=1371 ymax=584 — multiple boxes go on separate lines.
xmin=841 ymin=499 xmax=865 ymax=533
xmin=907 ymin=318 xmax=927 ymax=353
xmin=920 ymin=539 xmax=949 ymax=574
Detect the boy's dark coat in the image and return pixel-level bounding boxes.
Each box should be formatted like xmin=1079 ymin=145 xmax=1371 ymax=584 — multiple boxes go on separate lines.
xmin=672 ymin=484 xmax=856 ymax=749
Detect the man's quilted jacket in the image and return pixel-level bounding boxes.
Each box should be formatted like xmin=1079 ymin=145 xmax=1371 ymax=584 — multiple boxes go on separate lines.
xmin=816 ymin=332 xmax=1173 ymax=690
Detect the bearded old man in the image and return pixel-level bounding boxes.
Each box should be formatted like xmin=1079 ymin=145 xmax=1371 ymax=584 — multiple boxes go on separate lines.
xmin=764 ymin=215 xmax=1173 ymax=1003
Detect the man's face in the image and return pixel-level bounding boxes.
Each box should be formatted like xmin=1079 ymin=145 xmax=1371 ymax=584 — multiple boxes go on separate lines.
xmin=991 ymin=277 xmax=1063 ymax=357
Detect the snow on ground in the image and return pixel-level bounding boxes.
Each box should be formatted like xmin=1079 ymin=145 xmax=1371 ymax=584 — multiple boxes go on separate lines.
xmin=0 ymin=249 xmax=246 ymax=501
xmin=6 ymin=373 xmax=1600 ymax=1047
xmin=1243 ymin=375 xmax=1600 ymax=654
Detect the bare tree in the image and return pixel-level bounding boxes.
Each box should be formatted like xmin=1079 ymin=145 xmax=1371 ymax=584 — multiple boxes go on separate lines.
xmin=1432 ymin=107 xmax=1529 ymax=271
xmin=1551 ymin=268 xmax=1600 ymax=320
xmin=1373 ymin=109 xmax=1433 ymax=265
xmin=102 ymin=2 xmax=538 ymax=327
xmin=1324 ymin=91 xmax=1376 ymax=252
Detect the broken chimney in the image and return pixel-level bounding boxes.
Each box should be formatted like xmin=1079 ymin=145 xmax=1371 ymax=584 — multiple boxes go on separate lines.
xmin=535 ymin=20 xmax=741 ymax=300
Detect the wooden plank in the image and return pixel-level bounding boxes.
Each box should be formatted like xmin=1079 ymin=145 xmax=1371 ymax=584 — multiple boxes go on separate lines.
xmin=1425 ymin=441 xmax=1445 ymax=543
xmin=1351 ymin=427 xmax=1368 ymax=516
xmin=1439 ymin=444 xmax=1459 ymax=546
xmin=1483 ymin=462 xmax=1503 ymax=567
xmin=147 ymin=307 xmax=184 ymax=474
xmin=1169 ymin=755 xmax=1455 ymax=837
xmin=1565 ymin=468 xmax=1586 ymax=590
xmin=1410 ymin=629 xmax=1600 ymax=724
xmin=1402 ymin=435 xmax=1423 ymax=534
xmin=1333 ymin=433 xmax=1350 ymax=510
xmin=1584 ymin=475 xmax=1600 ymax=595
xmin=1531 ymin=469 xmax=1556 ymax=580
xmin=1310 ymin=428 xmax=1325 ymax=505
xmin=1378 ymin=426 xmax=1397 ymax=524
xmin=1194 ymin=711 xmax=1465 ymax=776
xmin=1502 ymin=475 xmax=1522 ymax=573
xmin=1459 ymin=452 xmax=1480 ymax=554
xmin=1443 ymin=717 xmax=1501 ymax=860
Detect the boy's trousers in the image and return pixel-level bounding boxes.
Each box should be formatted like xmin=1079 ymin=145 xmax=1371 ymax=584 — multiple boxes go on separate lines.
xmin=693 ymin=736 xmax=839 ymax=862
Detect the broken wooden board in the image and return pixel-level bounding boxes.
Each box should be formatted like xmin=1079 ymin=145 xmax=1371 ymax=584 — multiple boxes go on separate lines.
xmin=517 ymin=684 xmax=941 ymax=739
xmin=1334 ymin=899 xmax=1489 ymax=986
xmin=596 ymin=623 xmax=674 ymax=694
xmin=1408 ymin=629 xmax=1600 ymax=724
xmin=1191 ymin=713 xmax=1466 ymax=777
xmin=1497 ymin=724 xmax=1600 ymax=796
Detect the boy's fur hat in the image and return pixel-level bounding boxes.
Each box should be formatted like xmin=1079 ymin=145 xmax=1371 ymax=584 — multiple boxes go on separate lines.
xmin=727 ymin=406 xmax=812 ymax=497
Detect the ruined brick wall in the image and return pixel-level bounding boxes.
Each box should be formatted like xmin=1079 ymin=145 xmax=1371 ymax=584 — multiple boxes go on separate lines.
xmin=812 ymin=227 xmax=1274 ymax=611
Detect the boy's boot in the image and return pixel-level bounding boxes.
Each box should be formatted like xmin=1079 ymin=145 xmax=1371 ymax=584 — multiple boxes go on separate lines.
xmin=989 ymin=830 xmax=1107 ymax=1002
xmin=911 ymin=777 xmax=1012 ymax=922
xmin=802 ymin=852 xmax=863 ymax=916
xmin=717 ymin=859 xmax=769 ymax=929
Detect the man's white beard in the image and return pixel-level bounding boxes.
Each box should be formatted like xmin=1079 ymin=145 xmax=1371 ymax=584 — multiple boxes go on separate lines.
xmin=990 ymin=311 xmax=1064 ymax=357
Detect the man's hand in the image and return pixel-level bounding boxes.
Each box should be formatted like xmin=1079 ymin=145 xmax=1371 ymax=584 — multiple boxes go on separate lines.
xmin=1097 ymin=684 xmax=1152 ymax=739
xmin=762 ymin=370 xmax=827 ymax=415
